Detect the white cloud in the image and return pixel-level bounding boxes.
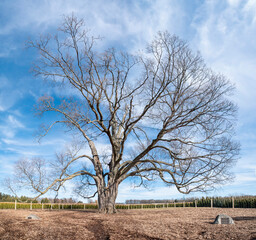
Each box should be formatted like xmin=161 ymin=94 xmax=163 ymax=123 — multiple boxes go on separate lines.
xmin=2 ymin=137 xmax=67 ymax=148
xmin=0 ymin=160 xmax=16 ymax=175
xmin=0 ymin=129 xmax=15 ymax=139
xmin=236 ymin=172 xmax=256 ymax=182
xmin=0 ymin=0 xmax=184 ymax=51
xmin=0 ymin=115 xmax=25 ymax=138
xmin=243 ymin=0 xmax=256 ymax=24
xmin=8 ymin=115 xmax=24 ymax=128
xmin=0 ymin=76 xmax=23 ymax=112
xmin=227 ymin=0 xmax=241 ymax=7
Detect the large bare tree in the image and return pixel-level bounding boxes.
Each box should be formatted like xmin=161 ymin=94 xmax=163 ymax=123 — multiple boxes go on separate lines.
xmin=11 ymin=16 xmax=239 ymax=213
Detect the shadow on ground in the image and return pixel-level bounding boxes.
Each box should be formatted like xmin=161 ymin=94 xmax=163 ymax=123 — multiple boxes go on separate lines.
xmin=233 ymin=216 xmax=256 ymax=221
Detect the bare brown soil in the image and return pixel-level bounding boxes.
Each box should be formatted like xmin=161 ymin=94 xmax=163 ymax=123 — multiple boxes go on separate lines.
xmin=0 ymin=208 xmax=256 ymax=239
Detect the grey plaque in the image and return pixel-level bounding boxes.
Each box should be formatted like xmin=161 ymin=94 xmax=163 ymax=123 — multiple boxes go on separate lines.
xmin=220 ymin=217 xmax=229 ymax=224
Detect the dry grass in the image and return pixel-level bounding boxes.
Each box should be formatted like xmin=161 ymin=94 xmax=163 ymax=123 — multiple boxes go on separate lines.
xmin=0 ymin=208 xmax=256 ymax=239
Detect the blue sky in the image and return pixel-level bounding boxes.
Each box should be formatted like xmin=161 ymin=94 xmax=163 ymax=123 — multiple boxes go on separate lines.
xmin=0 ymin=0 xmax=256 ymax=203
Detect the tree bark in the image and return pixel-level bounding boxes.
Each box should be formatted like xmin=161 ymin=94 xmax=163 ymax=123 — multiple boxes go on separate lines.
xmin=97 ymin=182 xmax=119 ymax=214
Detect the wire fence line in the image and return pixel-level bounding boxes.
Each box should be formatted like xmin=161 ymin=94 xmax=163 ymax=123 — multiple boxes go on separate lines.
xmin=1 ymin=196 xmax=256 ymax=210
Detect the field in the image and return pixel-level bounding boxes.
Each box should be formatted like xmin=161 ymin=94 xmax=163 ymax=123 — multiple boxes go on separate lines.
xmin=0 ymin=208 xmax=256 ymax=239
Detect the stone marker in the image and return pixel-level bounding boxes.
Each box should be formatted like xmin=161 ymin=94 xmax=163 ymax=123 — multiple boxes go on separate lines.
xmin=213 ymin=214 xmax=234 ymax=224
xmin=26 ymin=214 xmax=41 ymax=220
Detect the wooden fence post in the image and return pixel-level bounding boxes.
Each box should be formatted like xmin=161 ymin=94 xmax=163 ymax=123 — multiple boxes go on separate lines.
xmin=51 ymin=204 xmax=52 ymax=210
xmin=84 ymin=204 xmax=85 ymax=210
xmin=62 ymin=204 xmax=64 ymax=210
xmin=211 ymin=198 xmax=213 ymax=208
xmin=174 ymin=202 xmax=176 ymax=208
xmin=15 ymin=200 xmax=17 ymax=210
xmin=183 ymin=201 xmax=185 ymax=208
xmin=30 ymin=201 xmax=32 ymax=211
xmin=42 ymin=203 xmax=44 ymax=210
xmin=232 ymin=197 xmax=235 ymax=209
xmin=71 ymin=204 xmax=72 ymax=210
xmin=195 ymin=200 xmax=197 ymax=208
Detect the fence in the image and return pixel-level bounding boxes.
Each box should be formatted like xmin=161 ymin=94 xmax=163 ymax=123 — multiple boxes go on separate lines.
xmin=1 ymin=196 xmax=256 ymax=210
xmin=0 ymin=202 xmax=97 ymax=210
xmin=0 ymin=201 xmax=193 ymax=210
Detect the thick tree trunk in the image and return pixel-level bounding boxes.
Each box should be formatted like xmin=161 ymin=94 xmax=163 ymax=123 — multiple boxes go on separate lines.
xmin=97 ymin=182 xmax=119 ymax=214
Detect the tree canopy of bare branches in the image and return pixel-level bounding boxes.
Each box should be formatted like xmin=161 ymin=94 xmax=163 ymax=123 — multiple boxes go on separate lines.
xmin=10 ymin=15 xmax=239 ymax=213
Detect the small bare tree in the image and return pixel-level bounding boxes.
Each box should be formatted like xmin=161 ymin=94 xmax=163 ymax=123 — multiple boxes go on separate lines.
xmin=11 ymin=15 xmax=239 ymax=213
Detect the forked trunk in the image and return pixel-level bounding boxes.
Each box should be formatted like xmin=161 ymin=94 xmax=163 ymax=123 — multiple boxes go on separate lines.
xmin=98 ymin=182 xmax=119 ymax=214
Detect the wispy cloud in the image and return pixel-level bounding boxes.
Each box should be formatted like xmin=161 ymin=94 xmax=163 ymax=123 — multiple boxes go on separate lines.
xmin=0 ymin=76 xmax=22 ymax=112
xmin=8 ymin=115 xmax=24 ymax=128
xmin=191 ymin=0 xmax=256 ymax=108
xmin=0 ymin=0 xmax=185 ymax=50
xmin=0 ymin=113 xmax=25 ymax=138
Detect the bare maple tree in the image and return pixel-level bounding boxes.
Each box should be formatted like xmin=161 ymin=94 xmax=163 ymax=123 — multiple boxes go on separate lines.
xmin=11 ymin=16 xmax=239 ymax=213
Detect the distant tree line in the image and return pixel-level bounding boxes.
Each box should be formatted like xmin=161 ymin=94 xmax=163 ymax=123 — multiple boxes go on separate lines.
xmin=197 ymin=196 xmax=256 ymax=208
xmin=125 ymin=197 xmax=196 ymax=204
xmin=0 ymin=192 xmax=31 ymax=202
xmin=0 ymin=192 xmax=78 ymax=203
xmin=43 ymin=198 xmax=78 ymax=204
xmin=126 ymin=195 xmax=256 ymax=207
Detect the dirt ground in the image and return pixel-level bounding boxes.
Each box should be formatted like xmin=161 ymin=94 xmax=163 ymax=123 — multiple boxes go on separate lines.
xmin=0 ymin=208 xmax=256 ymax=240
